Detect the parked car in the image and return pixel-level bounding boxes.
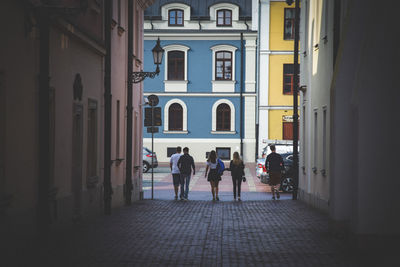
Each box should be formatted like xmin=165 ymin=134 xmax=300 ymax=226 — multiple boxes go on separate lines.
xmin=256 ymin=152 xmax=295 ymax=193
xmin=142 ymin=147 xmax=158 ymax=173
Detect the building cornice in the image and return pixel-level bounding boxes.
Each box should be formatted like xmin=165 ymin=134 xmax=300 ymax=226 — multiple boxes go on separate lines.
xmin=144 ymin=92 xmax=257 ymax=97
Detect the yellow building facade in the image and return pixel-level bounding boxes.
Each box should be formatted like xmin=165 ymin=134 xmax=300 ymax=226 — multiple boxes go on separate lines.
xmin=257 ymin=0 xmax=299 ymax=153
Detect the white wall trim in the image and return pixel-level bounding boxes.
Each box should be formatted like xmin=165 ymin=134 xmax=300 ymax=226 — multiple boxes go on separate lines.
xmin=210 ymin=44 xmax=238 ymax=92
xmin=209 ymin=2 xmax=240 ymax=22
xmin=211 ymin=99 xmax=235 ymax=132
xmin=161 ymin=3 xmax=191 ymax=22
xmin=144 ymin=92 xmax=257 ymax=97
xmin=164 ymin=98 xmax=188 ymax=132
xmin=163 ymin=44 xmax=190 ymax=91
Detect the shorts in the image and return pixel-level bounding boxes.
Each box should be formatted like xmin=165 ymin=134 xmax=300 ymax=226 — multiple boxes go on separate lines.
xmin=172 ymin=174 xmax=181 ymax=186
xmin=269 ymin=171 xmax=281 ymax=186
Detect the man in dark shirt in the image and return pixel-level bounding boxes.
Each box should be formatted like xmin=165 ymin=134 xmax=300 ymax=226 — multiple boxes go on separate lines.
xmin=265 ymin=144 xmax=284 ymax=200
xmin=177 ymin=147 xmax=195 ymax=201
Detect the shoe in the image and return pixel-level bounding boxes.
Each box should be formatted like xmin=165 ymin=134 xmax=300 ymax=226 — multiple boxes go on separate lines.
xmin=212 ymin=197 xmax=216 ymax=201
xmin=272 ymin=196 xmax=276 ymax=200
xmin=276 ymin=191 xmax=280 ymax=199
xmin=216 ymin=196 xmax=220 ymax=201
xmin=174 ymin=196 xmax=178 ymax=200
xmin=234 ymin=197 xmax=236 ymax=201
xmin=238 ymin=197 xmax=241 ymax=201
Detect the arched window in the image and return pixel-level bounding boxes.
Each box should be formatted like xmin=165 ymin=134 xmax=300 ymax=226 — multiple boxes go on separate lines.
xmin=168 ymin=103 xmax=183 ymax=131
xmin=215 ymin=51 xmax=232 ymax=80
xmin=216 ymin=103 xmax=231 ymax=131
xmin=168 ymin=51 xmax=184 ymax=80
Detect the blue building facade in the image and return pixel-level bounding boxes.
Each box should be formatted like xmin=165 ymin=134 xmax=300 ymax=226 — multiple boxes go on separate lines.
xmin=143 ymin=0 xmax=257 ymax=163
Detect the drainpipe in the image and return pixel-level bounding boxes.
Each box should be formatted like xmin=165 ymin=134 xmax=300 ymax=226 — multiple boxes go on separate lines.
xmin=255 ymin=0 xmax=261 ymax=160
xmin=240 ymin=32 xmax=244 ymax=157
xmin=198 ymin=16 xmax=202 ymax=30
xmin=37 ymin=8 xmax=50 ymax=233
xmin=125 ymin=0 xmax=133 ymax=205
xmin=104 ymin=0 xmax=113 ymax=214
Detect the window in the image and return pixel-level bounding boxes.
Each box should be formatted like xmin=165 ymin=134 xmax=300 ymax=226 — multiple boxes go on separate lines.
xmin=212 ymin=99 xmax=235 ymax=133
xmin=169 ymin=9 xmax=184 ymax=26
xmin=322 ymin=108 xmax=327 ymax=175
xmin=313 ymin=110 xmax=318 ymax=173
xmin=167 ymin=147 xmax=176 ymax=157
xmin=284 ymin=8 xmax=295 ymax=40
xmin=215 ymin=51 xmax=232 ymax=80
xmin=116 ymin=100 xmax=120 ymax=158
xmin=283 ymin=64 xmax=299 ymax=95
xmin=283 ymin=121 xmax=299 ymax=140
xmin=164 ymin=99 xmax=188 ymax=133
xmin=87 ymin=99 xmax=98 ymax=180
xmin=216 ymin=9 xmax=232 ymax=26
xmin=168 ymin=103 xmax=183 ymax=131
xmin=216 ymin=147 xmax=231 ymax=160
xmin=211 ymin=45 xmax=237 ymax=92
xmin=168 ymin=51 xmax=184 ymax=80
xmin=216 ymin=103 xmax=231 ymax=131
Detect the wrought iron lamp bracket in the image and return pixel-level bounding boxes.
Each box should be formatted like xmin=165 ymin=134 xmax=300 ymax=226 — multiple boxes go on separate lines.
xmin=132 ymin=71 xmax=159 ymax=83
xmin=132 ymin=66 xmax=160 ymax=84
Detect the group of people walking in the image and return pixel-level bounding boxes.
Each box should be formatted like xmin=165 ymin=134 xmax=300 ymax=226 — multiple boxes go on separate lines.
xmin=169 ymin=147 xmax=246 ymax=201
xmin=169 ymin=144 xmax=284 ymax=201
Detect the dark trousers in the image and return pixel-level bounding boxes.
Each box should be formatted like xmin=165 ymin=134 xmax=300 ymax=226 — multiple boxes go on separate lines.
xmin=232 ymin=176 xmax=242 ymax=198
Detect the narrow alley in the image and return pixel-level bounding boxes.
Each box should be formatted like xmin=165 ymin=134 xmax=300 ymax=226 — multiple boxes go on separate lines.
xmin=3 ymin=165 xmax=390 ymax=267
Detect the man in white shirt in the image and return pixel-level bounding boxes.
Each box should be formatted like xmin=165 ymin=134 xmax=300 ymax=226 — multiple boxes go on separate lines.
xmin=170 ymin=146 xmax=182 ymax=200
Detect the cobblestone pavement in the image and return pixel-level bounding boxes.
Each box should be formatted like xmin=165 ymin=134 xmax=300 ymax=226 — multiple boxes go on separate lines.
xmin=4 ymin=164 xmax=395 ymax=267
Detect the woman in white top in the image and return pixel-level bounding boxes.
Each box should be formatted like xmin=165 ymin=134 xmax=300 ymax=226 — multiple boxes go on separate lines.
xmin=204 ymin=150 xmax=221 ymax=201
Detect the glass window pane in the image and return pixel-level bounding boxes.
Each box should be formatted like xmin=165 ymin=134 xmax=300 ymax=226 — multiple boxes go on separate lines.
xmin=218 ymin=17 xmax=224 ymax=25
xmin=225 ymin=17 xmax=231 ymax=25
xmin=216 ymin=52 xmax=224 ymax=59
xmin=224 ymin=52 xmax=231 ymax=59
xmin=284 ymin=76 xmax=292 ymax=83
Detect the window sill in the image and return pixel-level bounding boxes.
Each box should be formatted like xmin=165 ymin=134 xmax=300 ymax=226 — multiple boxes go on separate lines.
xmin=211 ymin=80 xmax=236 ymax=92
xmin=164 ymin=80 xmax=188 ymax=92
xmin=211 ymin=130 xmax=236 ymax=134
xmin=163 ymin=130 xmax=188 ymax=134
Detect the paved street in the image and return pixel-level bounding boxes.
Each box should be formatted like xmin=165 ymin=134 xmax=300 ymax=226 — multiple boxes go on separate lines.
xmin=2 ymin=163 xmax=394 ymax=267
xmin=143 ymin=163 xmax=291 ymax=201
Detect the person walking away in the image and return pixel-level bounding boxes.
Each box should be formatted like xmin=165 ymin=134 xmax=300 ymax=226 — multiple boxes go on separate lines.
xmin=177 ymin=147 xmax=195 ymax=201
xmin=204 ymin=150 xmax=221 ymax=201
xmin=227 ymin=152 xmax=245 ymax=201
xmin=170 ymin=146 xmax=182 ymax=200
xmin=265 ymin=144 xmax=284 ymax=200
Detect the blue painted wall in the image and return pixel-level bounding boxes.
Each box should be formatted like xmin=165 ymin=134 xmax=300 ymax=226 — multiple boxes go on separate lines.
xmin=143 ymin=40 xmax=246 ymax=93
xmin=143 ymin=96 xmax=241 ymax=139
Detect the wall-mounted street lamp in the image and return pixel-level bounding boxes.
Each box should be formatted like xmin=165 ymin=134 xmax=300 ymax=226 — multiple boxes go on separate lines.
xmin=132 ymin=37 xmax=164 ymax=83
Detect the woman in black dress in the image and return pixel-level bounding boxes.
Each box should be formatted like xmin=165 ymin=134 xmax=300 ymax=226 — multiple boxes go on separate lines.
xmin=227 ymin=152 xmax=245 ymax=201
xmin=204 ymin=150 xmax=221 ymax=201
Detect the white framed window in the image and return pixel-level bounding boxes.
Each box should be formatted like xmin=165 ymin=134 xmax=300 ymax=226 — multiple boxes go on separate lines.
xmin=209 ymin=3 xmax=239 ymax=26
xmin=161 ymin=3 xmax=191 ymax=25
xmin=211 ymin=99 xmax=235 ymax=134
xmin=164 ymin=99 xmax=188 ymax=134
xmin=313 ymin=109 xmax=318 ymax=174
xmin=163 ymin=44 xmax=190 ymax=92
xmin=210 ymin=45 xmax=237 ymax=92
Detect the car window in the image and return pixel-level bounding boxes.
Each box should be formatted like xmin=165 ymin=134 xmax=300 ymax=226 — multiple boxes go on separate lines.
xmin=143 ymin=147 xmax=152 ymax=154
